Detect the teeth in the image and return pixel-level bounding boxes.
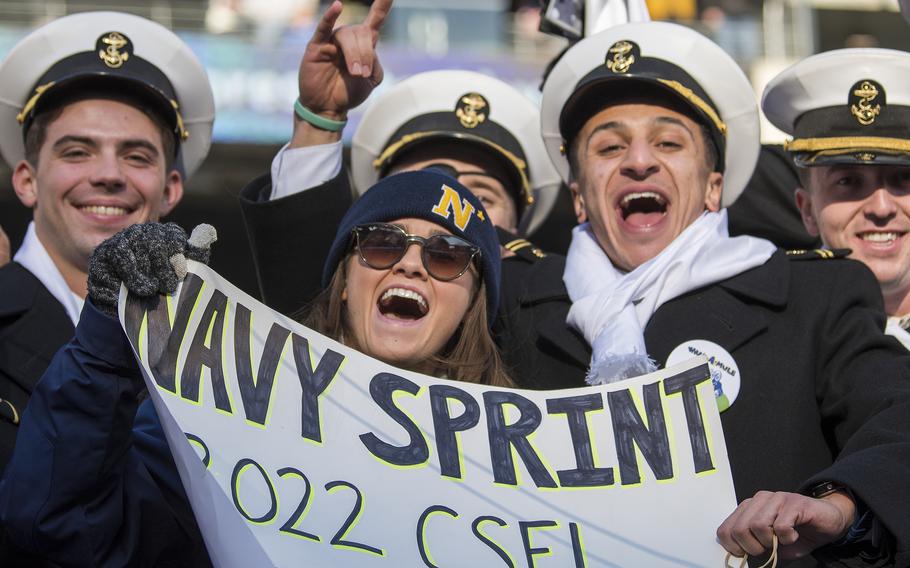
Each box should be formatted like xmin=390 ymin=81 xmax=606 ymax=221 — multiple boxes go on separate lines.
xmin=381 ymin=288 xmax=428 ymax=311
xmin=81 ymin=205 xmax=128 ymax=216
xmin=621 ymin=191 xmax=665 ymax=206
xmin=860 ymin=232 xmax=899 ymax=243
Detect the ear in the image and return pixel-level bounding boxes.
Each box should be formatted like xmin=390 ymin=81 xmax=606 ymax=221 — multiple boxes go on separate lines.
xmin=341 ymin=285 xmax=348 ymax=302
xmin=794 ymin=187 xmax=820 ymax=237
xmin=569 ymin=180 xmax=587 ymax=224
xmin=157 ymin=169 xmax=184 ymax=218
xmin=704 ymin=172 xmax=723 ymax=212
xmin=12 ymin=160 xmax=39 ymax=208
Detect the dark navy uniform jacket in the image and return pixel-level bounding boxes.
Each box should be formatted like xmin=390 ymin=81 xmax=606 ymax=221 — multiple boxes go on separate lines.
xmin=239 ymin=173 xmax=349 ymax=318
xmin=495 ymin=249 xmax=910 ymax=567
xmin=0 ymin=262 xmax=76 ymax=567
xmin=0 ymin=301 xmax=210 ymax=568
xmin=0 ymin=262 xmax=74 ymax=473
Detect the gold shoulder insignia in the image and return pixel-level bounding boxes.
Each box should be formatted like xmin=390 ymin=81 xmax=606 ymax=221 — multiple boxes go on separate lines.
xmin=503 ymin=238 xmax=546 ymax=261
xmin=786 ymin=248 xmax=850 ymax=260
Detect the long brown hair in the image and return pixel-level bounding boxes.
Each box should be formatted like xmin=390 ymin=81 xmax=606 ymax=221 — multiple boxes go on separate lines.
xmin=301 ymin=253 xmax=514 ymax=388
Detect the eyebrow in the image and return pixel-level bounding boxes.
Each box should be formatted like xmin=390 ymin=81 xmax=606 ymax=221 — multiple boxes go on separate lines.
xmin=585 ymin=121 xmax=624 ymax=148
xmin=51 ymin=135 xmax=161 ymax=157
xmin=120 ymin=139 xmax=161 ymax=157
xmin=585 ymin=115 xmax=696 ymax=148
xmin=51 ymin=135 xmax=96 ymax=152
xmin=654 ymin=116 xmax=696 ymax=139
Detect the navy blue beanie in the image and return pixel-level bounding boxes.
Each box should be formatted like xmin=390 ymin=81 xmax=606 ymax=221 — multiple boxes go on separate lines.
xmin=323 ymin=170 xmax=501 ymax=325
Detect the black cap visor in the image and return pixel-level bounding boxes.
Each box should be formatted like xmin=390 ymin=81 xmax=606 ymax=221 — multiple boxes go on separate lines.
xmin=560 ymin=62 xmax=727 ymax=173
xmin=19 ymin=50 xmax=183 ymax=147
xmin=374 ymin=112 xmax=533 ymax=215
xmin=788 ymin=105 xmax=910 ymax=167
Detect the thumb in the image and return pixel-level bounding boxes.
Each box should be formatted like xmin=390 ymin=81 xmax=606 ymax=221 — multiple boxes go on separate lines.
xmin=188 ymin=223 xmax=218 ymax=250
xmin=185 ymin=223 xmax=217 ymax=265
xmin=169 ymin=253 xmax=188 ymax=281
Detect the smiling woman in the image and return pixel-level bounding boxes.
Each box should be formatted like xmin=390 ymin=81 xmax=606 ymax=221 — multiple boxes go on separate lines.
xmin=305 ymin=170 xmax=511 ymax=386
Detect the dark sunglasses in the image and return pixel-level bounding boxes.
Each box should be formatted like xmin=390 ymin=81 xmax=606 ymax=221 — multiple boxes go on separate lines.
xmin=351 ymin=223 xmax=480 ymax=281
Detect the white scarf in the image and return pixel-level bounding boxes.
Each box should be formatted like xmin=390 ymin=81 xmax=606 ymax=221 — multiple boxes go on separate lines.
xmin=886 ymin=316 xmax=910 ymax=351
xmin=564 ymin=210 xmax=776 ymax=385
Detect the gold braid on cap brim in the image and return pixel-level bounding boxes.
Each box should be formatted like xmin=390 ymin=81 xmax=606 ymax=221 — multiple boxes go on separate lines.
xmin=372 ymin=131 xmax=534 ymax=206
xmin=786 ymin=136 xmax=910 ymax=156
xmin=656 ymin=79 xmax=727 ymax=136
xmin=15 ymin=81 xmax=56 ymax=124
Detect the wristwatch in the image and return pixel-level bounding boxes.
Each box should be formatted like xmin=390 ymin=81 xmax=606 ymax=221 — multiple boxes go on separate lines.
xmin=807 ymin=481 xmax=874 ymax=546
xmin=808 ymin=480 xmax=848 ymax=499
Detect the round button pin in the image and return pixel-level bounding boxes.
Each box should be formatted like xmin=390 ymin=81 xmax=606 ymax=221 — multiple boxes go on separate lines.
xmin=666 ymin=340 xmax=741 ymax=412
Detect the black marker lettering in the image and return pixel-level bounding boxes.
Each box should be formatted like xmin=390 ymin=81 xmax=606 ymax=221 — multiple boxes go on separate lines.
xmin=608 ymin=382 xmax=673 ymax=485
xmin=360 ymin=373 xmax=429 ymax=466
xmin=484 ymin=391 xmax=556 ymax=488
xmin=430 ymin=384 xmax=480 ymax=479
xmin=664 ymin=363 xmax=715 ymax=473
xmin=234 ymin=303 xmax=291 ymax=425
xmin=180 ymin=289 xmax=231 ymax=412
xmin=292 ymin=333 xmax=344 ymax=443
xmin=547 ymin=394 xmax=614 ymax=487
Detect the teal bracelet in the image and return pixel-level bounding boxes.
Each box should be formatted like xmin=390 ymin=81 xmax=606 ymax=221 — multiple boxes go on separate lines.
xmin=293 ymin=99 xmax=347 ymax=132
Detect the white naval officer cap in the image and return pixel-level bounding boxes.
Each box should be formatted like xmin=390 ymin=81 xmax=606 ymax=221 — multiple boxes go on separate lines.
xmin=0 ymin=11 xmax=215 ymax=180
xmin=540 ymin=21 xmax=760 ymax=207
xmin=762 ymin=48 xmax=910 ymax=168
xmin=351 ymin=70 xmax=562 ymax=235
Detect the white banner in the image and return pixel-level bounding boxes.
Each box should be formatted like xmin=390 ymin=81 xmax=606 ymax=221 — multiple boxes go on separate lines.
xmin=119 ymin=262 xmax=738 ymax=567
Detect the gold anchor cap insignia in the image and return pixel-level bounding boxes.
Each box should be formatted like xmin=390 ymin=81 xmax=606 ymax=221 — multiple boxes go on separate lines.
xmin=455 ymin=92 xmax=489 ymax=129
xmin=606 ymin=40 xmax=636 ymax=74
xmin=849 ymin=79 xmax=884 ymax=126
xmin=97 ymin=31 xmax=132 ymax=69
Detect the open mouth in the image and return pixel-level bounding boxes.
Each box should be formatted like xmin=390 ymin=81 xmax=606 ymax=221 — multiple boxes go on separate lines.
xmin=378 ymin=287 xmax=429 ymax=320
xmin=618 ymin=191 xmax=668 ymax=227
xmin=79 ymin=205 xmax=133 ymax=217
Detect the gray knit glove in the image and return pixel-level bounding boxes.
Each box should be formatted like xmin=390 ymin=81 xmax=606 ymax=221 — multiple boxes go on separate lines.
xmin=88 ymin=222 xmax=218 ymax=317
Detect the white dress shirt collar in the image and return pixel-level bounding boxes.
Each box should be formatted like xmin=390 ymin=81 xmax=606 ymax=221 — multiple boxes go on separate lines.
xmin=13 ymin=221 xmax=83 ymax=325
